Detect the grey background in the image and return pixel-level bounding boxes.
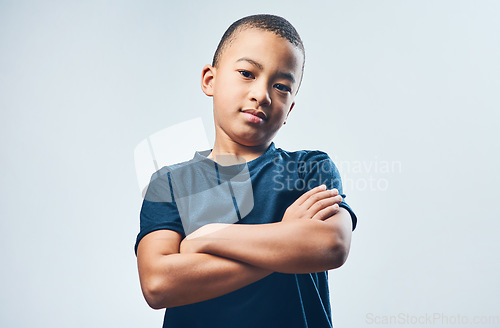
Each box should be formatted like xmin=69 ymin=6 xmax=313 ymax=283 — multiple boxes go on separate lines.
xmin=1 ymin=0 xmax=498 ymax=327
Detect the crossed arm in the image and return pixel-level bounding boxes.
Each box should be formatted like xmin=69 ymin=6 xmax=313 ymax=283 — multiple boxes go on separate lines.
xmin=136 ymin=185 xmax=353 ymax=309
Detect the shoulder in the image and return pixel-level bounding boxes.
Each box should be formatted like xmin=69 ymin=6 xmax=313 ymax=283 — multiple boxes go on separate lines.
xmin=273 ymin=147 xmax=342 ymax=180
xmin=144 ymin=156 xmax=202 ymax=201
xmin=274 ymin=147 xmax=333 ymax=165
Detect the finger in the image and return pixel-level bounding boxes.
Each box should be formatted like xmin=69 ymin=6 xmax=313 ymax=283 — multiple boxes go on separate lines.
xmin=312 ymin=203 xmax=340 ymax=221
xmin=332 ymin=194 xmax=343 ymax=205
xmin=294 ymin=184 xmax=327 ymax=206
xmin=307 ymin=195 xmax=339 ymax=216
xmin=302 ymin=189 xmax=338 ymax=210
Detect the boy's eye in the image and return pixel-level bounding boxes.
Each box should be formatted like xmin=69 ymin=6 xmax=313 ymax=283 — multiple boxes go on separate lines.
xmin=274 ymin=83 xmax=291 ymax=93
xmin=238 ymin=70 xmax=254 ymax=78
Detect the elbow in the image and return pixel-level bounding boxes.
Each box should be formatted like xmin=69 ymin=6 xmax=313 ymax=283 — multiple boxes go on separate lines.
xmin=326 ymin=241 xmax=350 ymax=269
xmin=144 ymin=291 xmax=166 ymax=310
xmin=323 ymin=230 xmax=351 ymax=270
xmin=142 ymin=276 xmax=177 ymax=310
xmin=142 ymin=280 xmax=167 ymax=310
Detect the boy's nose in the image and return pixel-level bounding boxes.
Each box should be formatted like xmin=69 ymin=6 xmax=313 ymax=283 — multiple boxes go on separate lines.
xmin=249 ymin=83 xmax=271 ymax=107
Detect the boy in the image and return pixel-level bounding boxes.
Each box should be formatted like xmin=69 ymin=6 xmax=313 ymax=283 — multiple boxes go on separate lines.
xmin=135 ymin=14 xmax=357 ymax=328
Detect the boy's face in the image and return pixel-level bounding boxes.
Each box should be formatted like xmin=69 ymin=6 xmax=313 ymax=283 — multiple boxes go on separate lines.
xmin=202 ymin=28 xmax=304 ymax=148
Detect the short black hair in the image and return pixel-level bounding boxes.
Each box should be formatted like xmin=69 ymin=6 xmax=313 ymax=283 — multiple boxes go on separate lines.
xmin=212 ymin=14 xmax=305 ymax=91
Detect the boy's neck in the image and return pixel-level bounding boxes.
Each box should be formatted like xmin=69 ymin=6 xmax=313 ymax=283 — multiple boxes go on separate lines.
xmin=208 ymin=137 xmax=272 ymax=164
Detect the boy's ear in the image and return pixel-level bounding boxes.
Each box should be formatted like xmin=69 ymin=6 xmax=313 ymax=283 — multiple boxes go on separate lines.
xmin=201 ymin=64 xmax=216 ymax=97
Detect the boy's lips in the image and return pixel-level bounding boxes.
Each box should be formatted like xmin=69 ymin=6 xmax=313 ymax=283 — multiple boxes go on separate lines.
xmin=240 ymin=109 xmax=267 ymax=120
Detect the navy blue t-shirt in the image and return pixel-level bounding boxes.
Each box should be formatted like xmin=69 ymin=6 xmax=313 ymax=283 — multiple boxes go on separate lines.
xmin=135 ymin=143 xmax=357 ymax=328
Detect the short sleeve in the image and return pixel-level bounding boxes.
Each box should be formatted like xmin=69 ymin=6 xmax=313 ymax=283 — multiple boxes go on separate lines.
xmin=300 ymin=151 xmax=357 ymax=230
xmin=134 ymin=169 xmax=186 ymax=255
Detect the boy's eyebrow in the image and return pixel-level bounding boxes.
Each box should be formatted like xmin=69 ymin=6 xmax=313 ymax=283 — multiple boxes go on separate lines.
xmin=236 ymin=57 xmax=296 ymax=84
xmin=276 ymin=71 xmax=296 ymax=84
xmin=237 ymin=57 xmax=263 ymax=70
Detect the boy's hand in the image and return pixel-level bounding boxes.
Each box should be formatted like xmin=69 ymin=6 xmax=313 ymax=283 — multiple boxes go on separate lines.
xmin=282 ymin=185 xmax=343 ymax=222
xmin=180 ymin=223 xmax=229 ymax=254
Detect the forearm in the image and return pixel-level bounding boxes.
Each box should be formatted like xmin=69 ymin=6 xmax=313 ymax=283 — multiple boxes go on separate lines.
xmin=140 ymin=252 xmax=271 ymax=309
xmin=182 ymin=212 xmax=352 ymax=274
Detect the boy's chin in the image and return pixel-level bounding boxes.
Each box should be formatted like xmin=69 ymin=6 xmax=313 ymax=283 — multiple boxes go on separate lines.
xmin=220 ymin=125 xmax=277 ymax=148
xmin=232 ymin=134 xmax=273 ymax=148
